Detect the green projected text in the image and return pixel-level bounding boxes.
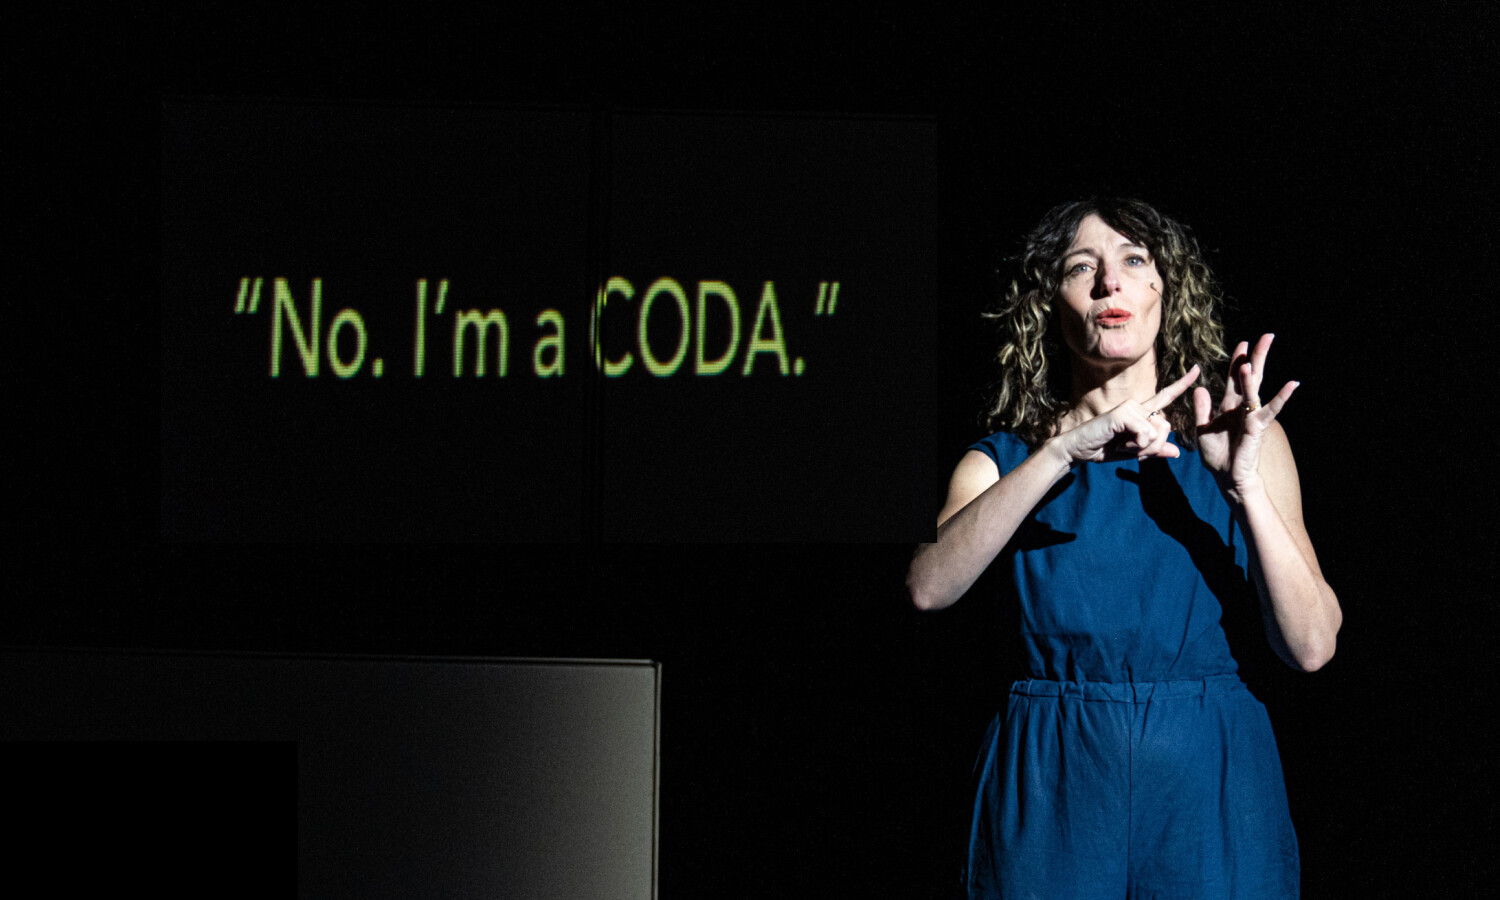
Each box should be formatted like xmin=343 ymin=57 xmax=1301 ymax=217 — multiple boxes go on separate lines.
xmin=235 ymin=275 xmax=844 ymax=381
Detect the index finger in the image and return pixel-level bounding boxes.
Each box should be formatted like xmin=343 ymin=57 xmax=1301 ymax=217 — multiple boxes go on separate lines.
xmin=1146 ymin=364 xmax=1201 ymax=412
xmin=1250 ymin=333 xmax=1274 ymax=374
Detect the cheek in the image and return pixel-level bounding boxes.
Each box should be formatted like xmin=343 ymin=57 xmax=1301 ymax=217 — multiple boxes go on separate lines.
xmin=1055 ymin=300 xmax=1091 ymax=349
xmin=1142 ymin=281 xmax=1164 ymax=334
xmin=1059 ymin=287 xmax=1094 ymax=325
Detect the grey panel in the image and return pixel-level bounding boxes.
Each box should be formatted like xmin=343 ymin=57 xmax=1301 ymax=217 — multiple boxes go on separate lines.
xmin=0 ymin=650 xmax=660 ymax=899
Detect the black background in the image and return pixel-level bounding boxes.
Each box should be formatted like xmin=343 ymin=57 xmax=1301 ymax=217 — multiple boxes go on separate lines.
xmin=16 ymin=4 xmax=1495 ymax=896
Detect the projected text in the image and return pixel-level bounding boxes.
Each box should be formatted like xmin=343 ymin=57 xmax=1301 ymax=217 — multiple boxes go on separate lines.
xmin=233 ymin=276 xmax=846 ymax=380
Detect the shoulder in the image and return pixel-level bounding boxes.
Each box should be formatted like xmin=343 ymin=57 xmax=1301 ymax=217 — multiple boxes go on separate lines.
xmin=936 ymin=431 xmax=1025 ymax=528
xmin=938 ymin=432 xmax=1029 ymax=527
xmin=967 ymin=430 xmax=1029 ymax=472
xmin=938 ymin=449 xmax=1003 ymax=527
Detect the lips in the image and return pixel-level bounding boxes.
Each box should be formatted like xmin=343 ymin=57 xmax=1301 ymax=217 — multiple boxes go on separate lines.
xmin=1096 ymin=308 xmax=1132 ymax=326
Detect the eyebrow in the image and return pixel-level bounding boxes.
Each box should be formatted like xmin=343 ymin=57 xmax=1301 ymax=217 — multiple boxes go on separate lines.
xmin=1062 ymin=242 xmax=1150 ymax=262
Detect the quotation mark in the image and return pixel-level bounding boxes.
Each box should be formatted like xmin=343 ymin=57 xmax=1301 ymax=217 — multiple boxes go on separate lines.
xmin=813 ymin=281 xmax=841 ymax=316
xmin=234 ymin=277 xmax=264 ymax=314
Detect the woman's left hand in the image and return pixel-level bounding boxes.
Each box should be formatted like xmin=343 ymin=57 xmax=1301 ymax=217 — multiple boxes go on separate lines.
xmin=1194 ymin=333 xmax=1300 ymax=494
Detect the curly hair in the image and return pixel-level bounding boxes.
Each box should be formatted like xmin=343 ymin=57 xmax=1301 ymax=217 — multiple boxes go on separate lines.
xmin=982 ymin=197 xmax=1229 ymax=450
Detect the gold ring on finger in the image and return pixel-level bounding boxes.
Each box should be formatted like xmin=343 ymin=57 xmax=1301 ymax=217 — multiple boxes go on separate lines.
xmin=1244 ymin=399 xmax=1261 ymax=412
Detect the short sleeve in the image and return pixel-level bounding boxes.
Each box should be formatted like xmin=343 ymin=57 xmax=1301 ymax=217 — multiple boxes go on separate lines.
xmin=967 ymin=431 xmax=1025 ymax=477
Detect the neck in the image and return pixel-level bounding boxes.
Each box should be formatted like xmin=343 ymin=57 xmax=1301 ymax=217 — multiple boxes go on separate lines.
xmin=1065 ymin=352 xmax=1161 ymax=425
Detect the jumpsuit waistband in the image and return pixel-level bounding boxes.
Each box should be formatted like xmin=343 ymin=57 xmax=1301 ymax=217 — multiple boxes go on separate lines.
xmin=1009 ymin=673 xmax=1244 ymax=702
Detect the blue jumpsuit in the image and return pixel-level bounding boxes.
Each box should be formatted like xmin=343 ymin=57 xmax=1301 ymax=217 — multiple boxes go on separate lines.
xmin=964 ymin=432 xmax=1299 ymax=899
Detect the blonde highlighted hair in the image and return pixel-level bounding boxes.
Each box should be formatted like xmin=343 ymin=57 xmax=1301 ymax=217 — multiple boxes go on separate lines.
xmin=983 ymin=198 xmax=1229 ymax=450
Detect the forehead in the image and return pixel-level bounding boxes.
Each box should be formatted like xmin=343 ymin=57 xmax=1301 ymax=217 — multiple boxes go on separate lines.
xmin=1066 ymin=214 xmax=1140 ymax=253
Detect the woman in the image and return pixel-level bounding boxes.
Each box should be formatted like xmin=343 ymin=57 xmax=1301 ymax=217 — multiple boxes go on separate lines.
xmin=907 ymin=198 xmax=1341 ymax=898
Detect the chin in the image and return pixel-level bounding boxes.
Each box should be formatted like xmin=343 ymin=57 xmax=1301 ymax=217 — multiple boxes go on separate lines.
xmin=1086 ymin=344 xmax=1155 ymax=375
xmin=1094 ymin=337 xmax=1144 ymax=360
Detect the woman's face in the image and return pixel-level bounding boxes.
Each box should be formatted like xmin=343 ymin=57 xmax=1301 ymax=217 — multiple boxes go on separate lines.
xmin=1055 ymin=213 xmax=1164 ymax=374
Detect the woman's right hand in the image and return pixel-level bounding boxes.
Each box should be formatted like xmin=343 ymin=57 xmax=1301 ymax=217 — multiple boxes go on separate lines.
xmin=1050 ymin=365 xmax=1201 ymax=464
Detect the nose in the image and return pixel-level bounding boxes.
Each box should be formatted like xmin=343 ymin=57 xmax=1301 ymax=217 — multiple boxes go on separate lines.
xmin=1091 ymin=259 xmax=1122 ymax=299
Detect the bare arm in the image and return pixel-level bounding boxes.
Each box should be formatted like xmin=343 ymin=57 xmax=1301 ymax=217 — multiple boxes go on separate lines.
xmin=1230 ymin=422 xmax=1342 ymax=671
xmin=1195 ymin=334 xmax=1342 ymax=671
xmin=905 ymin=441 xmax=1072 ymax=610
xmin=907 ymin=366 xmax=1202 ymax=611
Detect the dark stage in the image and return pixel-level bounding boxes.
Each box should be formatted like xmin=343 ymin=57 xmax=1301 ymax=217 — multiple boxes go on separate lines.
xmin=12 ymin=6 xmax=1493 ymax=896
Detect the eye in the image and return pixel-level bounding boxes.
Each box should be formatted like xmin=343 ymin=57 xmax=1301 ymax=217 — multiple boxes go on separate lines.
xmin=1066 ymin=261 xmax=1092 ymax=276
xmin=1124 ymin=254 xmax=1149 ymax=267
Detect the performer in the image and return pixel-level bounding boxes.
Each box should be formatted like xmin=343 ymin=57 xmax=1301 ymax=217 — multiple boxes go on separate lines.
xmin=906 ymin=198 xmax=1340 ymax=898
